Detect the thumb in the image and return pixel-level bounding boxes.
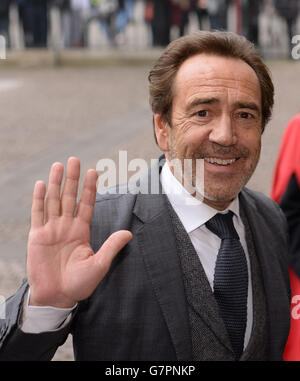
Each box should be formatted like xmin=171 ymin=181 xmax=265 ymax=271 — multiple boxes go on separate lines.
xmin=93 ymin=230 xmax=133 ymax=274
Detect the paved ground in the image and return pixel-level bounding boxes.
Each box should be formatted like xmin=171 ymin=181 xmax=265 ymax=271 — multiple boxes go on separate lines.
xmin=0 ymin=56 xmax=300 ymax=360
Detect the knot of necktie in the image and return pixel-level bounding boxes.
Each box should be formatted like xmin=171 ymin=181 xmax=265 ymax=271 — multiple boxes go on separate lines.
xmin=205 ymin=211 xmax=239 ymax=241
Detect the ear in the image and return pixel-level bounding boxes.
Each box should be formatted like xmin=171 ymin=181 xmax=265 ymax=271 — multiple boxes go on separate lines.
xmin=154 ymin=113 xmax=171 ymax=152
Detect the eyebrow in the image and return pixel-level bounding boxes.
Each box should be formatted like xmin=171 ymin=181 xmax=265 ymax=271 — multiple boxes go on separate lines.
xmin=186 ymin=97 xmax=220 ymax=111
xmin=233 ymin=102 xmax=261 ymax=115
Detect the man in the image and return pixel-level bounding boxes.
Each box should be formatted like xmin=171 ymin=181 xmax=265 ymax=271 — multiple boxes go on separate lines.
xmin=0 ymin=31 xmax=291 ymax=361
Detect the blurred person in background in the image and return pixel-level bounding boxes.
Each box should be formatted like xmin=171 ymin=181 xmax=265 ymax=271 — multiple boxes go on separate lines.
xmin=20 ymin=0 xmax=50 ymax=48
xmin=241 ymin=0 xmax=261 ymax=47
xmin=274 ymin=0 xmax=300 ymax=58
xmin=0 ymin=0 xmax=12 ymax=49
xmin=90 ymin=0 xmax=118 ymax=46
xmin=193 ymin=0 xmax=209 ymax=31
xmin=69 ymin=0 xmax=90 ymax=47
xmin=54 ymin=0 xmax=72 ymax=48
xmin=150 ymin=0 xmax=172 ymax=46
xmin=271 ymin=114 xmax=300 ymax=361
xmin=206 ymin=0 xmax=230 ymax=30
xmin=144 ymin=0 xmax=154 ymax=41
xmin=171 ymin=0 xmax=191 ymax=37
xmin=114 ymin=0 xmax=136 ymax=45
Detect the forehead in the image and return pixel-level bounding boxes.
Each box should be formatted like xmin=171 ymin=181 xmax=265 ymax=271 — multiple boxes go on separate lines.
xmin=173 ymin=54 xmax=261 ymax=104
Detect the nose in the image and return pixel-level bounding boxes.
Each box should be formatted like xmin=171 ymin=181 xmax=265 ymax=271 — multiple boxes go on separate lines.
xmin=209 ymin=114 xmax=237 ymax=147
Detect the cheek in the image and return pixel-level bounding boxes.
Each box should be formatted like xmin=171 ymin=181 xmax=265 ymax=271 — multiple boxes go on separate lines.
xmin=238 ymin=129 xmax=261 ymax=156
xmin=248 ymin=135 xmax=261 ymax=160
xmin=172 ymin=133 xmax=199 ymax=158
xmin=172 ymin=121 xmax=208 ymax=153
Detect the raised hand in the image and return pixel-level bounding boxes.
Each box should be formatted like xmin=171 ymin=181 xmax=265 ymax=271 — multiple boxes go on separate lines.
xmin=27 ymin=157 xmax=132 ymax=308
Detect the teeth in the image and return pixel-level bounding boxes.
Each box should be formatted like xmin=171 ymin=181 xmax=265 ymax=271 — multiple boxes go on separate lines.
xmin=204 ymin=158 xmax=237 ymax=165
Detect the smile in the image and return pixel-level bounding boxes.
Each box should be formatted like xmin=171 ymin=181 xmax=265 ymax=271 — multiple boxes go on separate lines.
xmin=204 ymin=157 xmax=238 ymax=166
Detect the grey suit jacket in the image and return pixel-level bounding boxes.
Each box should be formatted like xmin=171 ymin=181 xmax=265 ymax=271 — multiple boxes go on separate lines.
xmin=0 ymin=157 xmax=291 ymax=361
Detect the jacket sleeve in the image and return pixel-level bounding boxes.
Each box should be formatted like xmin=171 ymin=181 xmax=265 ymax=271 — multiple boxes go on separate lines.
xmin=0 ymin=279 xmax=73 ymax=361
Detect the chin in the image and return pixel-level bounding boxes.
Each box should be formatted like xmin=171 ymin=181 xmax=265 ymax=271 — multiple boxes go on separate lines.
xmin=203 ymin=189 xmax=240 ymax=204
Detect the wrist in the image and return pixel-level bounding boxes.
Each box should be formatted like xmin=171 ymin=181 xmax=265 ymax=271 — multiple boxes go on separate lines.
xmin=28 ymin=289 xmax=76 ymax=309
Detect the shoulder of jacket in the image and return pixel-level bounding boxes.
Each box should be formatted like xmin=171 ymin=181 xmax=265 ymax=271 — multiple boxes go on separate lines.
xmin=241 ymin=187 xmax=286 ymax=220
xmin=95 ymin=182 xmax=133 ymax=203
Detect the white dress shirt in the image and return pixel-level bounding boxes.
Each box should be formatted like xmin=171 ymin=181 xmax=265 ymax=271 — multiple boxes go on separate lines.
xmin=21 ymin=289 xmax=76 ymax=333
xmin=21 ymin=162 xmax=253 ymax=350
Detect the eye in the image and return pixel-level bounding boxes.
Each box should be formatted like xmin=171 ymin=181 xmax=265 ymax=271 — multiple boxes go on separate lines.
xmin=238 ymin=112 xmax=253 ymax=119
xmin=197 ymin=110 xmax=209 ymax=117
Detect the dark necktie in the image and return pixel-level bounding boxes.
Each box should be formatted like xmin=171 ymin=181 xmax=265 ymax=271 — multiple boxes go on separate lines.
xmin=206 ymin=211 xmax=248 ymax=359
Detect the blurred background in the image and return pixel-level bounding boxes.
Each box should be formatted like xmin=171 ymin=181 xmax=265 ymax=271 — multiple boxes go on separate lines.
xmin=0 ymin=0 xmax=300 ymax=360
xmin=0 ymin=0 xmax=299 ymax=56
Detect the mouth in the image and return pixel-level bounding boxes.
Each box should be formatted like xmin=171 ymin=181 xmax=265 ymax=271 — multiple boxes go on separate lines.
xmin=204 ymin=157 xmax=240 ymax=166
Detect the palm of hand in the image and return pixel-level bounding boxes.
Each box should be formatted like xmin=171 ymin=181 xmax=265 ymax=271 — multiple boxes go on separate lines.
xmin=27 ymin=158 xmax=132 ymax=308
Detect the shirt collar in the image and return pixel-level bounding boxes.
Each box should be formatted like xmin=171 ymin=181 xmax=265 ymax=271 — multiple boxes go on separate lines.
xmin=160 ymin=162 xmax=240 ymax=233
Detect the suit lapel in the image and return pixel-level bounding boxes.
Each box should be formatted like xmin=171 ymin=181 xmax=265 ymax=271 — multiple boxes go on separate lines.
xmin=133 ymin=192 xmax=193 ymax=361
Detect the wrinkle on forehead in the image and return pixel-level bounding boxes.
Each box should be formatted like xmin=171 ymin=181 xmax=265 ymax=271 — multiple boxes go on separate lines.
xmin=190 ymin=77 xmax=260 ymax=93
xmin=183 ymin=79 xmax=260 ymax=101
xmin=184 ymin=87 xmax=260 ymax=109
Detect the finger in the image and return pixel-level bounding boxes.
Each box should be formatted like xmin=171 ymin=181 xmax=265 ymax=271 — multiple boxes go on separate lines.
xmin=61 ymin=157 xmax=80 ymax=217
xmin=76 ymin=169 xmax=98 ymax=223
xmin=31 ymin=181 xmax=46 ymax=228
xmin=93 ymin=230 xmax=133 ymax=274
xmin=45 ymin=162 xmax=64 ymax=222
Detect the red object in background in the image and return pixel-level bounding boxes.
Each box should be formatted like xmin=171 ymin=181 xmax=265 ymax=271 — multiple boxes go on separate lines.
xmin=271 ymin=113 xmax=300 ymax=360
xmin=271 ymin=114 xmax=300 ymax=204
xmin=144 ymin=1 xmax=154 ymax=22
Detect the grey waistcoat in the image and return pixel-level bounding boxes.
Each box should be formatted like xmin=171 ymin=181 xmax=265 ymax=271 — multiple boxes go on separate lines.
xmin=166 ymin=199 xmax=268 ymax=361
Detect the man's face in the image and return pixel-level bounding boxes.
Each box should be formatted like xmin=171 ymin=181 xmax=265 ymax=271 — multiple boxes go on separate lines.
xmin=155 ymin=54 xmax=263 ymax=210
